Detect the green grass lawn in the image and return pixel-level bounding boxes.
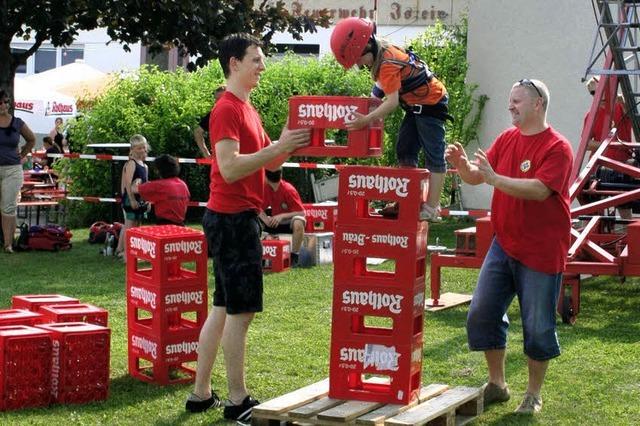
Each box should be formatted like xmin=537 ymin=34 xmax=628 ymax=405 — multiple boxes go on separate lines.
xmin=0 ymin=221 xmax=638 ymax=425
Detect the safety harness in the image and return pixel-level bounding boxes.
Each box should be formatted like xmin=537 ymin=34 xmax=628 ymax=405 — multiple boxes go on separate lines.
xmin=382 ymin=50 xmax=454 ymax=122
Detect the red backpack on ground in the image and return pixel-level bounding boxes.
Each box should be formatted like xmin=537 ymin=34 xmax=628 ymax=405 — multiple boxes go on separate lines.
xmin=27 ymin=224 xmax=73 ymax=251
xmin=88 ymin=221 xmax=122 ymax=244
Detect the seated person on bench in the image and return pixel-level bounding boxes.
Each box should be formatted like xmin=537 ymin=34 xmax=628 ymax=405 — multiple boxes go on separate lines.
xmin=132 ymin=154 xmax=190 ymax=226
xmin=35 ymin=136 xmax=60 ymax=170
xmin=259 ymin=168 xmax=306 ymax=267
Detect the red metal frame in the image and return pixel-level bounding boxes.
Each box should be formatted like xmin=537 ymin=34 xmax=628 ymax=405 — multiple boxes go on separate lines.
xmin=428 ymin=51 xmax=640 ymax=323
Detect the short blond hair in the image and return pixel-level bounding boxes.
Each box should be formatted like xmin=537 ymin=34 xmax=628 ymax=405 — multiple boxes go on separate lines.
xmin=130 ymin=134 xmax=150 ymax=151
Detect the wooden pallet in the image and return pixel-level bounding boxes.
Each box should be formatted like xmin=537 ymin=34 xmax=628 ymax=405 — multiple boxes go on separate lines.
xmin=251 ymin=379 xmax=483 ymax=426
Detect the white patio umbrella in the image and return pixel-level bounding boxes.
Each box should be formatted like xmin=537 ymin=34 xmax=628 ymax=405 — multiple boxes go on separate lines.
xmin=13 ymin=78 xmax=77 ymax=135
xmin=25 ymin=60 xmax=112 ymax=99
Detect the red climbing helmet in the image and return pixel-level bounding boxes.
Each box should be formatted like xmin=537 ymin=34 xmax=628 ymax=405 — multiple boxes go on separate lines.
xmin=330 ymin=17 xmax=376 ymax=69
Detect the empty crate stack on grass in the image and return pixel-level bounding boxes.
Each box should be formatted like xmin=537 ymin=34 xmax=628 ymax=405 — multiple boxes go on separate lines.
xmin=330 ymin=165 xmax=430 ymax=404
xmin=0 ymin=294 xmax=110 ymax=410
xmin=125 ymin=225 xmax=208 ymax=385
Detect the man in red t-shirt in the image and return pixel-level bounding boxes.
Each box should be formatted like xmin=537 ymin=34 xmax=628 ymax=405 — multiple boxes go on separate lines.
xmin=446 ymin=79 xmax=573 ymax=415
xmin=258 ymin=168 xmax=306 ymax=266
xmin=133 ymin=154 xmax=190 ymax=225
xmin=185 ymin=33 xmax=310 ymax=422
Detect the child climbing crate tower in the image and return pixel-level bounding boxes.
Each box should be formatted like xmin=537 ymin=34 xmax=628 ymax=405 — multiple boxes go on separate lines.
xmin=126 ymin=225 xmax=208 ymax=385
xmin=330 ymin=165 xmax=430 ymax=405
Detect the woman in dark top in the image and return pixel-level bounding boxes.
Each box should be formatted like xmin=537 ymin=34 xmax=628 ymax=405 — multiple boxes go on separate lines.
xmin=0 ymin=89 xmax=36 ymax=252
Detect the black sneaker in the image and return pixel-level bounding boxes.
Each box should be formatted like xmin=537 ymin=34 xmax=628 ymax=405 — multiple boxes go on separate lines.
xmin=185 ymin=391 xmax=222 ymax=413
xmin=223 ymin=395 xmax=260 ymax=422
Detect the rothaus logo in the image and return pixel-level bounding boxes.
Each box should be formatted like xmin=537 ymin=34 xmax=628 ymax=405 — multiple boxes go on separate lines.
xmin=130 ymin=286 xmax=157 ymax=309
xmin=131 ymin=335 xmax=158 ymax=360
xmin=14 ymin=101 xmax=34 ymax=112
xmin=298 ymin=103 xmax=358 ymax=123
xmin=339 ymin=344 xmax=400 ymax=371
xmin=164 ymin=240 xmax=203 ymax=256
xmin=129 ymin=236 xmax=156 ymax=258
xmin=342 ymin=232 xmax=366 ymax=246
xmin=263 ymin=245 xmax=277 ymax=257
xmin=51 ymin=340 xmax=60 ymax=398
xmin=166 ymin=340 xmax=198 ymax=356
xmin=348 ymin=174 xmax=410 ymax=198
xmin=165 ymin=290 xmax=204 ymax=306
xmin=342 ymin=290 xmax=404 ymax=314
xmin=371 ymin=233 xmax=409 ymax=249
xmin=308 ymin=209 xmax=329 ymax=220
xmin=414 ymin=292 xmax=425 ymax=308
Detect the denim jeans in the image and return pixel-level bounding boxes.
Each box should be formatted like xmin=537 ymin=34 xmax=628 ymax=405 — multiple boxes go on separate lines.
xmin=396 ymin=113 xmax=446 ymax=173
xmin=466 ymin=239 xmax=562 ymax=361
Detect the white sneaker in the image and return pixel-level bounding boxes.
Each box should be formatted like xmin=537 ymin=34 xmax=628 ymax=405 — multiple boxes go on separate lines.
xmin=419 ymin=204 xmax=442 ymax=222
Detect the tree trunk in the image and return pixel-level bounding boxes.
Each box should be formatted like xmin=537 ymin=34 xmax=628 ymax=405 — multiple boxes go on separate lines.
xmin=0 ymin=38 xmax=17 ymax=113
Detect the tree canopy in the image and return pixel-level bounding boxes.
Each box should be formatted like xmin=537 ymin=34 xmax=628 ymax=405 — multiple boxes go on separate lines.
xmin=1 ymin=0 xmax=328 ymax=98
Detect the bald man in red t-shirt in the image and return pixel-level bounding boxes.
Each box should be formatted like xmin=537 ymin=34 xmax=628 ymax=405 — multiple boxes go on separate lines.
xmin=446 ymin=79 xmax=573 ymax=415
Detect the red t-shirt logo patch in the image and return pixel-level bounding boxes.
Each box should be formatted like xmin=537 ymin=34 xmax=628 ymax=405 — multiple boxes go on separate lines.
xmin=520 ymin=160 xmax=531 ymax=173
xmin=280 ymin=202 xmax=289 ymax=210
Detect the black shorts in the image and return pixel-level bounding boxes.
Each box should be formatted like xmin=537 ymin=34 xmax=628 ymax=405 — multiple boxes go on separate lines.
xmin=203 ymin=209 xmax=263 ymax=314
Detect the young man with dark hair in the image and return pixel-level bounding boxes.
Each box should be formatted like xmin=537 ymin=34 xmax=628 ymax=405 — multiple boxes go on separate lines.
xmin=185 ymin=33 xmax=310 ymax=422
xmin=132 ymin=154 xmax=190 ymax=225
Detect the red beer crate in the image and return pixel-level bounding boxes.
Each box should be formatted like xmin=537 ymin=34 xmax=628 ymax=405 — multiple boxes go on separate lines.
xmin=331 ymin=283 xmax=425 ymax=343
xmin=12 ymin=294 xmax=79 ymax=312
xmin=128 ymin=328 xmax=200 ymax=385
xmin=303 ymin=202 xmax=338 ymax=232
xmin=262 ymin=239 xmax=291 ymax=272
xmin=36 ymin=322 xmax=110 ymax=404
xmin=329 ymin=333 xmax=423 ymax=405
xmin=38 ymin=303 xmax=109 ymax=327
xmin=0 ymin=309 xmax=43 ymax=326
xmin=337 ymin=166 xmax=429 ymax=228
xmin=333 ymin=223 xmax=428 ymax=285
xmin=127 ymin=280 xmax=207 ymax=334
xmin=126 ymin=225 xmax=208 ymax=288
xmin=0 ymin=325 xmax=52 ymax=410
xmin=288 ymin=96 xmax=383 ymax=158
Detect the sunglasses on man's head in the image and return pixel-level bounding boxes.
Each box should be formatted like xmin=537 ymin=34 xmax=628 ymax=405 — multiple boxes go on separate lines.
xmin=518 ymin=79 xmax=543 ymax=98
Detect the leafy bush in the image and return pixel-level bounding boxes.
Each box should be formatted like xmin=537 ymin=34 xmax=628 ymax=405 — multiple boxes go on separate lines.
xmin=62 ymin=19 xmax=485 ymax=225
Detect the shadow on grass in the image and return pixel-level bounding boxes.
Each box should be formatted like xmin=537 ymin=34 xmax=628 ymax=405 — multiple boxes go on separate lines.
xmin=483 ymin=411 xmax=540 ymax=425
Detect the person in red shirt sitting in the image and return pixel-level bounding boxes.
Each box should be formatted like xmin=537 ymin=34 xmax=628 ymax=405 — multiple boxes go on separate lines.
xmin=446 ymin=79 xmax=573 ymax=415
xmin=258 ymin=168 xmax=306 ymax=267
xmin=132 ymin=154 xmax=190 ymax=225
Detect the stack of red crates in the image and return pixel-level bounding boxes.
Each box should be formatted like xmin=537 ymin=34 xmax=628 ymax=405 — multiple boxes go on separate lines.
xmin=329 ymin=165 xmax=430 ymax=405
xmin=288 ymin=96 xmax=383 ymax=158
xmin=0 ymin=295 xmax=111 ymax=410
xmin=126 ymin=225 xmax=208 ymax=385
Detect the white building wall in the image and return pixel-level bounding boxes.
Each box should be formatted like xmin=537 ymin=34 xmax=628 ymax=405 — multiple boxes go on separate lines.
xmin=463 ymin=0 xmax=595 ymax=208
xmin=76 ymin=29 xmax=142 ymax=73
xmin=12 ymin=28 xmax=142 ymax=76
